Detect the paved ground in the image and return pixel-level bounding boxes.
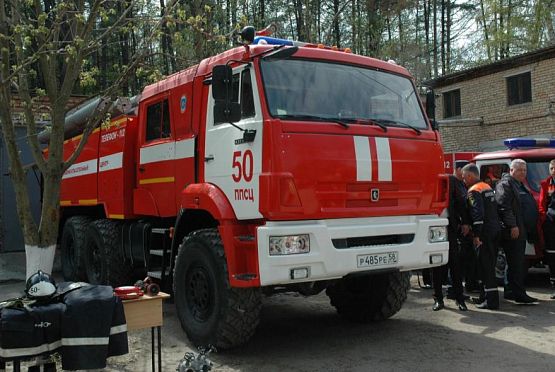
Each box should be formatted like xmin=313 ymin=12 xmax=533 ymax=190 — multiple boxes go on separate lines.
xmin=1 ymin=272 xmax=554 ymax=371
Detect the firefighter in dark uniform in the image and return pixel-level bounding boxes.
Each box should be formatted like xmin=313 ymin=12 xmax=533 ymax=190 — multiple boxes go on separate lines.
xmin=495 ymin=159 xmax=538 ymax=304
xmin=539 ymin=159 xmax=555 ymax=299
xmin=462 ymin=163 xmax=500 ymax=309
xmin=432 ymin=163 xmax=471 ymax=311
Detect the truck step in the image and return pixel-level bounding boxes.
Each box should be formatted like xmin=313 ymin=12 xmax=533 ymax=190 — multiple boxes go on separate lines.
xmin=151 ymin=228 xmax=170 ymax=235
xmin=147 ymin=270 xmax=167 ymax=279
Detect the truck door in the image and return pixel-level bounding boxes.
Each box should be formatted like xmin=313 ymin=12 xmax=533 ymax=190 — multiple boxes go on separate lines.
xmin=204 ymin=65 xmax=263 ymax=219
xmin=135 ymin=96 xmax=176 ymax=216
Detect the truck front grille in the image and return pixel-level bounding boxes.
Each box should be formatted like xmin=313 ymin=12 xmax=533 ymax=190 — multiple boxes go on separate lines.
xmin=332 ymin=234 xmax=415 ymax=249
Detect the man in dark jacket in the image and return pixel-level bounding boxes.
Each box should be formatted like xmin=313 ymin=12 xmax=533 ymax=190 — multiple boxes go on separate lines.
xmin=432 ymin=163 xmax=471 ymax=311
xmin=538 ymin=159 xmax=555 ymax=299
xmin=462 ymin=164 xmax=501 ymax=309
xmin=495 ymin=159 xmax=538 ymax=304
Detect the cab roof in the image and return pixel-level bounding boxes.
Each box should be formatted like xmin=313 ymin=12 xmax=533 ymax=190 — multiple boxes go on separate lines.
xmin=141 ymin=45 xmax=413 ymax=102
xmin=473 ymin=147 xmax=555 ymax=161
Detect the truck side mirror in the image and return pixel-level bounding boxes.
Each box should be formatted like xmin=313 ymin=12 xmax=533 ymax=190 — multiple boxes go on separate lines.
xmin=214 ymin=101 xmax=241 ymax=124
xmin=212 ymin=65 xmax=233 ymax=101
xmin=425 ymin=90 xmax=436 ymax=121
xmin=425 ymin=90 xmax=438 ymax=130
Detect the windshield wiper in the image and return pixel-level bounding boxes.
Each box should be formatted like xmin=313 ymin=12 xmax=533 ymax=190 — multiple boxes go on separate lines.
xmin=340 ymin=117 xmax=387 ymax=132
xmin=369 ymin=118 xmax=422 ymax=135
xmin=275 ymin=114 xmax=350 ymax=128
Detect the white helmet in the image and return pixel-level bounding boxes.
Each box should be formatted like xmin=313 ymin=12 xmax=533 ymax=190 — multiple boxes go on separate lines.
xmin=25 ymin=270 xmax=57 ymax=299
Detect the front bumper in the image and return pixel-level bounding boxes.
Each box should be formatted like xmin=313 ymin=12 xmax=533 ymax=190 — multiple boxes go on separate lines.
xmin=256 ymin=215 xmax=449 ymax=286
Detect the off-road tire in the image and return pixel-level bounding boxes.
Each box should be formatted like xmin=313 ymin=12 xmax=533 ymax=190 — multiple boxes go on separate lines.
xmin=60 ymin=216 xmax=92 ymax=281
xmin=173 ymin=228 xmax=262 ymax=349
xmin=326 ymin=271 xmax=410 ymax=322
xmin=83 ymin=219 xmax=132 ymax=287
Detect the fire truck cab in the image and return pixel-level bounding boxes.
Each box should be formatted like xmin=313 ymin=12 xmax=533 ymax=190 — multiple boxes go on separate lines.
xmin=53 ymin=30 xmax=449 ymax=348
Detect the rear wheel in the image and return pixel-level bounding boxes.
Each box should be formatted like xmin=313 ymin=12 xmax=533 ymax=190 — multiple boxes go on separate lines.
xmin=83 ymin=219 xmax=132 ymax=287
xmin=326 ymin=271 xmax=410 ymax=322
xmin=173 ymin=228 xmax=262 ymax=349
xmin=60 ymin=216 xmax=92 ymax=281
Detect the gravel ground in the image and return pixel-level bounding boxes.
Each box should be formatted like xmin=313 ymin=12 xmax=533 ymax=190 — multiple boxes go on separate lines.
xmin=1 ymin=273 xmax=554 ymax=371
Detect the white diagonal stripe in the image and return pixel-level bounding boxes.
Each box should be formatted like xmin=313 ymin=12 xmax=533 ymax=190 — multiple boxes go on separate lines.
xmin=375 ymin=137 xmax=392 ymax=181
xmin=140 ymin=138 xmax=195 ymax=165
xmin=354 ymin=136 xmax=371 ymax=181
xmin=99 ymin=152 xmax=123 ymax=172
xmin=175 ymin=138 xmax=195 ymax=160
xmin=140 ymin=141 xmax=176 ymax=165
xmin=62 ymin=159 xmax=98 ymax=179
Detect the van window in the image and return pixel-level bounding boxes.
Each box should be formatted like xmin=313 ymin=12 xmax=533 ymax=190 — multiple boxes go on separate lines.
xmin=480 ymin=164 xmax=508 ymax=188
xmin=146 ymin=99 xmax=171 ymax=141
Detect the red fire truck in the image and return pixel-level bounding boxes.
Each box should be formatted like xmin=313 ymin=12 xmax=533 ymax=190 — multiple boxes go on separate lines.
xmin=47 ymin=28 xmax=449 ymax=348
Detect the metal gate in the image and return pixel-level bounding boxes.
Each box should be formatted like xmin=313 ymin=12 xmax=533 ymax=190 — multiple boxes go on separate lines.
xmin=0 ymin=126 xmax=42 ymax=252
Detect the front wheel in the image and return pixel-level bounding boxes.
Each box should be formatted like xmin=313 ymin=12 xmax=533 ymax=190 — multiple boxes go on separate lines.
xmin=173 ymin=228 xmax=262 ymax=349
xmin=326 ymin=271 xmax=410 ymax=322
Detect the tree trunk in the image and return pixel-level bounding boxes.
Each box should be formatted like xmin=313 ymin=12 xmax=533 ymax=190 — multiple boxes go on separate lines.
xmin=433 ymin=0 xmax=438 ymax=77
xmin=333 ymin=0 xmax=341 ymax=48
xmin=480 ymin=0 xmax=492 ymax=60
xmin=424 ymin=0 xmax=431 ymax=78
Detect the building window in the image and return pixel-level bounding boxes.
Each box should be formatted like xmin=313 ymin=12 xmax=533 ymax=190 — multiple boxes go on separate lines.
xmin=443 ymin=89 xmax=461 ymax=118
xmin=506 ymin=72 xmax=531 ymax=106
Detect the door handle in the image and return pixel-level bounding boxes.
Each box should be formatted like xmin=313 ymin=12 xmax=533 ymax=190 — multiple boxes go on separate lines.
xmin=139 ymin=166 xmax=145 ymax=172
xmin=205 ymin=154 xmax=215 ymax=162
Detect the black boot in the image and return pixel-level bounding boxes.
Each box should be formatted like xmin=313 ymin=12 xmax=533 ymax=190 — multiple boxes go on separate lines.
xmin=456 ymin=298 xmax=468 ymax=311
xmin=432 ymin=298 xmax=444 ymax=311
xmin=550 ymin=280 xmax=555 ymax=300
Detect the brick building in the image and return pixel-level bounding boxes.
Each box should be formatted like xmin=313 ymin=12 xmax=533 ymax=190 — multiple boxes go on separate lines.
xmin=425 ymin=46 xmax=555 ymax=152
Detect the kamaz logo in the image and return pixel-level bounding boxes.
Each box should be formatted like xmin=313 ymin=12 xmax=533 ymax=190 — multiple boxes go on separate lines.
xmin=35 ymin=321 xmax=52 ymax=328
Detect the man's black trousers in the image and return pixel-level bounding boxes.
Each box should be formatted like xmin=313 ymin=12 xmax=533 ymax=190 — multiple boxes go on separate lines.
xmin=543 ymin=220 xmax=555 ymax=284
xmin=501 ymin=237 xmax=527 ymax=297
xmin=433 ymin=235 xmax=464 ymax=301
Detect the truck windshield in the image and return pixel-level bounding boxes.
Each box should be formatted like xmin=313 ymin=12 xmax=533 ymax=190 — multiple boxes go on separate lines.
xmin=260 ymin=59 xmax=428 ymax=129
xmin=527 ymin=161 xmax=550 ymax=193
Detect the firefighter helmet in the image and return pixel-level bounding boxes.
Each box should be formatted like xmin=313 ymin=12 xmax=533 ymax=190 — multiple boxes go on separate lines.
xmin=25 ymin=270 xmax=57 ymax=299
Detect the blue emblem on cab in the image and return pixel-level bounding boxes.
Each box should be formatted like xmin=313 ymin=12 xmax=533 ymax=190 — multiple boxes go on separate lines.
xmin=180 ymin=95 xmax=187 ymax=113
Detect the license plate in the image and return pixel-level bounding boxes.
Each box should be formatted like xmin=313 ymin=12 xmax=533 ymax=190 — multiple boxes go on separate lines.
xmin=357 ymin=252 xmax=398 ymax=268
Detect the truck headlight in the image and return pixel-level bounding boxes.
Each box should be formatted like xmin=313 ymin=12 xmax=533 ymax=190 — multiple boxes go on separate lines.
xmin=428 ymin=226 xmax=447 ymax=243
xmin=269 ymin=235 xmax=310 ymax=255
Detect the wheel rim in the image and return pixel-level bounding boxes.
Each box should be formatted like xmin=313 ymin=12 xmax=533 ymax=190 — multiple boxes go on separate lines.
xmin=186 ymin=265 xmax=213 ymax=322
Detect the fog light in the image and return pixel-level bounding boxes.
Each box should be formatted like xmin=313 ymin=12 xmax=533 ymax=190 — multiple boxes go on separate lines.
xmin=428 ymin=226 xmax=447 ymax=243
xmin=269 ymin=234 xmax=310 ymax=255
xmin=430 ymin=254 xmax=443 ymax=264
xmin=290 ymin=267 xmax=309 ymax=280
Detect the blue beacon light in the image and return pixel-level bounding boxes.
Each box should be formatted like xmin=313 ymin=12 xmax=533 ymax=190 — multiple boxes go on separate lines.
xmin=504 ymin=138 xmax=555 ymax=149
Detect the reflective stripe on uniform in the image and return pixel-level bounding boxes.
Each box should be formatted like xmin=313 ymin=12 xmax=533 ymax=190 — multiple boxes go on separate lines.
xmin=62 ymin=337 xmax=109 ymax=346
xmin=484 ymin=288 xmax=498 ymax=292
xmin=0 ymin=340 xmax=62 ymax=358
xmin=109 ymin=324 xmax=127 ymax=335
